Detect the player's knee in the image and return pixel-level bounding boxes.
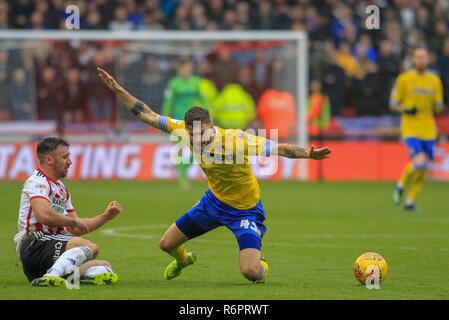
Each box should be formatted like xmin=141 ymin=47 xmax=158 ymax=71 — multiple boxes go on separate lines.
xmin=86 ymin=242 xmax=99 ymax=258
xmin=159 ymin=236 xmax=174 ymax=253
xmin=240 ymin=263 xmax=261 ymax=281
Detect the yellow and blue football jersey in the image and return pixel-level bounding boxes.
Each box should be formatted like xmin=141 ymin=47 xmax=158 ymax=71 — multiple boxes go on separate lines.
xmin=158 ymin=116 xmax=274 ymax=210
xmin=390 ymin=70 xmax=443 ymax=140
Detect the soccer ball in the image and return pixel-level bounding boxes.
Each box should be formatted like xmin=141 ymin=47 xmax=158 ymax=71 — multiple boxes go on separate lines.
xmin=353 ymin=252 xmax=388 ymax=285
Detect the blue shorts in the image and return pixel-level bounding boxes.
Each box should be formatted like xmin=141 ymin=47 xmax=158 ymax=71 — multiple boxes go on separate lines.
xmin=175 ymin=189 xmax=267 ymax=251
xmin=404 ymin=137 xmax=436 ymax=160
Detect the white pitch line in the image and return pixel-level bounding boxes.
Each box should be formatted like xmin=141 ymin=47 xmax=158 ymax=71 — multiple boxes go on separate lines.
xmin=101 ymin=225 xmax=449 ymax=252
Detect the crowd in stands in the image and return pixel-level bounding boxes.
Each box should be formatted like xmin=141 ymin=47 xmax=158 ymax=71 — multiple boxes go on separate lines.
xmin=0 ymin=0 xmax=448 ymax=133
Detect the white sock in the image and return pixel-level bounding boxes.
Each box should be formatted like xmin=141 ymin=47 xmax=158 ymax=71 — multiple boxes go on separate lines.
xmin=84 ymin=265 xmax=113 ymax=276
xmin=45 ymin=246 xmax=93 ymax=277
xmin=405 ymin=198 xmax=414 ymax=206
xmin=396 ymin=181 xmax=404 ymax=189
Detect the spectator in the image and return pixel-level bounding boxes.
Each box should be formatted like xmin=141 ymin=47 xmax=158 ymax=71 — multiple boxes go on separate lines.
xmin=190 ymin=2 xmax=208 ymax=30
xmin=83 ymin=10 xmax=103 ymax=30
xmin=273 ymin=2 xmax=291 ymax=30
xmin=209 ymin=49 xmax=237 ymax=91
xmin=107 ymin=119 xmax=129 ymax=142
xmin=169 ymin=3 xmax=190 ymax=30
xmin=62 ymin=68 xmax=87 ymax=123
xmin=352 ymin=47 xmax=381 ymax=115
xmin=252 ymin=1 xmax=274 ymax=30
xmin=377 ymin=40 xmax=401 ymax=113
xmin=10 ymin=0 xmax=33 ymax=29
xmin=125 ymin=0 xmax=143 ymax=29
xmin=252 ymin=50 xmax=271 ymax=94
xmin=429 ymin=20 xmax=448 ymax=54
xmin=36 ymin=66 xmax=65 ymax=120
xmin=335 ymin=42 xmax=358 ymax=78
xmin=234 ymin=65 xmax=260 ymax=101
xmin=29 ymin=11 xmax=47 ymax=30
xmin=84 ymin=50 xmax=115 ymax=121
xmin=0 ymin=49 xmax=12 ymax=119
xmin=437 ymin=38 xmax=449 ymax=105
xmin=308 ymin=79 xmax=330 ymax=136
xmin=322 ymin=49 xmax=346 ymax=116
xmin=0 ymin=0 xmax=9 ymax=29
xmin=235 ymin=1 xmax=251 ymax=30
xmin=331 ymin=3 xmax=359 ymax=46
xmin=140 ymin=56 xmax=167 ymax=114
xmin=415 ymin=6 xmax=432 ymax=37
xmin=108 ymin=6 xmax=133 ymax=30
xmin=205 ymin=0 xmax=224 ymax=24
xmin=211 ymin=83 xmax=256 ymax=130
xmin=257 ymin=88 xmax=297 ymax=141
xmin=9 ymin=68 xmax=33 ymax=120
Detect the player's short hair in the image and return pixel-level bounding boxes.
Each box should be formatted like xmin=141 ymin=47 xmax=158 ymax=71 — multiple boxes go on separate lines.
xmin=185 ymin=106 xmax=212 ymax=128
xmin=37 ymin=137 xmax=69 ymax=163
xmin=411 ymin=45 xmax=429 ymax=54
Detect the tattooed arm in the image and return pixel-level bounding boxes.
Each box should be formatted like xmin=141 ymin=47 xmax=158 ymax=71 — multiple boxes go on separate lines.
xmin=97 ymin=67 xmax=160 ymax=128
xmin=274 ymin=144 xmax=331 ymax=160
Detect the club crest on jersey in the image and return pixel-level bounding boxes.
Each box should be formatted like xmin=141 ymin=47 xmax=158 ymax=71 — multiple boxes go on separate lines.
xmin=35 ymin=184 xmax=46 ymax=189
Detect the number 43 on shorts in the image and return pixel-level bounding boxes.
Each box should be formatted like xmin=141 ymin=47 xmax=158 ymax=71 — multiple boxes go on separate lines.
xmin=240 ymin=219 xmax=258 ymax=232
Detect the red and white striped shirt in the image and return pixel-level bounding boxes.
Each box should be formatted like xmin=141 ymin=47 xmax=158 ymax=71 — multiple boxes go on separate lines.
xmin=17 ymin=168 xmax=75 ymax=236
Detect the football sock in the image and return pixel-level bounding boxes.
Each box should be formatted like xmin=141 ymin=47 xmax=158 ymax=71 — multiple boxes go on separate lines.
xmin=256 ymin=260 xmax=268 ymax=281
xmin=398 ymin=162 xmax=415 ymax=189
xmin=84 ymin=265 xmax=114 ymax=276
xmin=407 ymin=169 xmax=427 ymax=203
xmin=170 ymin=244 xmax=188 ymax=265
xmin=45 ymin=246 xmax=93 ymax=277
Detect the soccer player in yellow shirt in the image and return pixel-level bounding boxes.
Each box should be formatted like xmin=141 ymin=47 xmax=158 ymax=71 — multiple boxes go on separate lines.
xmin=390 ymin=47 xmax=445 ymax=211
xmin=98 ymin=67 xmax=331 ymax=283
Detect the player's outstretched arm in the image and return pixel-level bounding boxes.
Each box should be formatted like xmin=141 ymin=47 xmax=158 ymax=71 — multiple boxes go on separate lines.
xmin=97 ymin=67 xmax=160 ymax=129
xmin=274 ymin=144 xmax=331 ymax=160
xmin=67 ymin=201 xmax=123 ymax=236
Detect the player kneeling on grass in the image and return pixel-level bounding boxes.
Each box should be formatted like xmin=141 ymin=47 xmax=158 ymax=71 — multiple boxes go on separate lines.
xmin=98 ymin=67 xmax=331 ymax=284
xmin=14 ymin=137 xmax=123 ymax=287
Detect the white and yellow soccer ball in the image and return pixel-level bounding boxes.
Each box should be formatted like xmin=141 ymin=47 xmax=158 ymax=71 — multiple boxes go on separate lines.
xmin=353 ymin=252 xmax=388 ymax=285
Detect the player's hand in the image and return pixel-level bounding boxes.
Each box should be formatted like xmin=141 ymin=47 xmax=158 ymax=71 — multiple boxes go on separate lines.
xmin=308 ymin=145 xmax=331 ymax=160
xmin=104 ymin=200 xmax=123 ymax=221
xmin=97 ymin=67 xmax=122 ymax=93
xmin=403 ymin=107 xmax=418 ymax=115
xmin=69 ymin=217 xmax=90 ymax=235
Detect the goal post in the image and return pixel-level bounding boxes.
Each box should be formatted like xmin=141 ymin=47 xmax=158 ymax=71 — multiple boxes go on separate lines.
xmin=0 ymin=30 xmax=309 ymax=180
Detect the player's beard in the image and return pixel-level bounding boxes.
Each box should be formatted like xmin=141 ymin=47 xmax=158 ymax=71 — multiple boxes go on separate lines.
xmin=55 ymin=163 xmax=70 ymax=179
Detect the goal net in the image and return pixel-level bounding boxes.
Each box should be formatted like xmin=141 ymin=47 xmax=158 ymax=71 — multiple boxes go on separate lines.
xmin=0 ymin=30 xmax=308 ymax=180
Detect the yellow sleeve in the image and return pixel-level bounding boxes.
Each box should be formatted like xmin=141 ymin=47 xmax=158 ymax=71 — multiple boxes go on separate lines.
xmin=433 ymin=75 xmax=443 ymax=108
xmin=233 ymin=129 xmax=275 ymax=157
xmin=390 ymin=74 xmax=405 ymax=106
xmin=158 ymin=116 xmax=185 ymax=134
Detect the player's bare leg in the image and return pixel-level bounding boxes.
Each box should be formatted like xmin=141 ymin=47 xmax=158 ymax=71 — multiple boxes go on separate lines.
xmin=78 ymin=260 xmax=118 ymax=285
xmin=159 ymin=223 xmax=196 ymax=280
xmin=66 ymin=236 xmax=99 ymax=258
xmin=31 ymin=237 xmax=98 ymax=287
xmin=239 ymin=248 xmax=268 ymax=283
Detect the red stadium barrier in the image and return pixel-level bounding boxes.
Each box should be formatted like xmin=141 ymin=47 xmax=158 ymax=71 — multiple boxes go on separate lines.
xmin=1 ymin=141 xmax=448 ymax=181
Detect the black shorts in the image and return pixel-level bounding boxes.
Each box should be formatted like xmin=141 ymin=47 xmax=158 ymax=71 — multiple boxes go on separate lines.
xmin=19 ymin=231 xmax=73 ymax=282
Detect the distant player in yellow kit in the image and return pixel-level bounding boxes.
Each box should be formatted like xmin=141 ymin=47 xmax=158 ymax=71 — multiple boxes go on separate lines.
xmin=97 ymin=67 xmax=331 ymax=283
xmin=390 ymin=47 xmax=445 ymax=211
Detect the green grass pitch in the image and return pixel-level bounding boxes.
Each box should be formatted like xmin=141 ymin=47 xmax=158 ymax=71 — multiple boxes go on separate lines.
xmin=1 ymin=180 xmax=448 ymax=300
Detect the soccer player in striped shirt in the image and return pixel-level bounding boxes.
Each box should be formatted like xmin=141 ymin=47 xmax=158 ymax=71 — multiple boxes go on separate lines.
xmin=98 ymin=67 xmax=331 ymax=283
xmin=15 ymin=137 xmax=123 ymax=287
